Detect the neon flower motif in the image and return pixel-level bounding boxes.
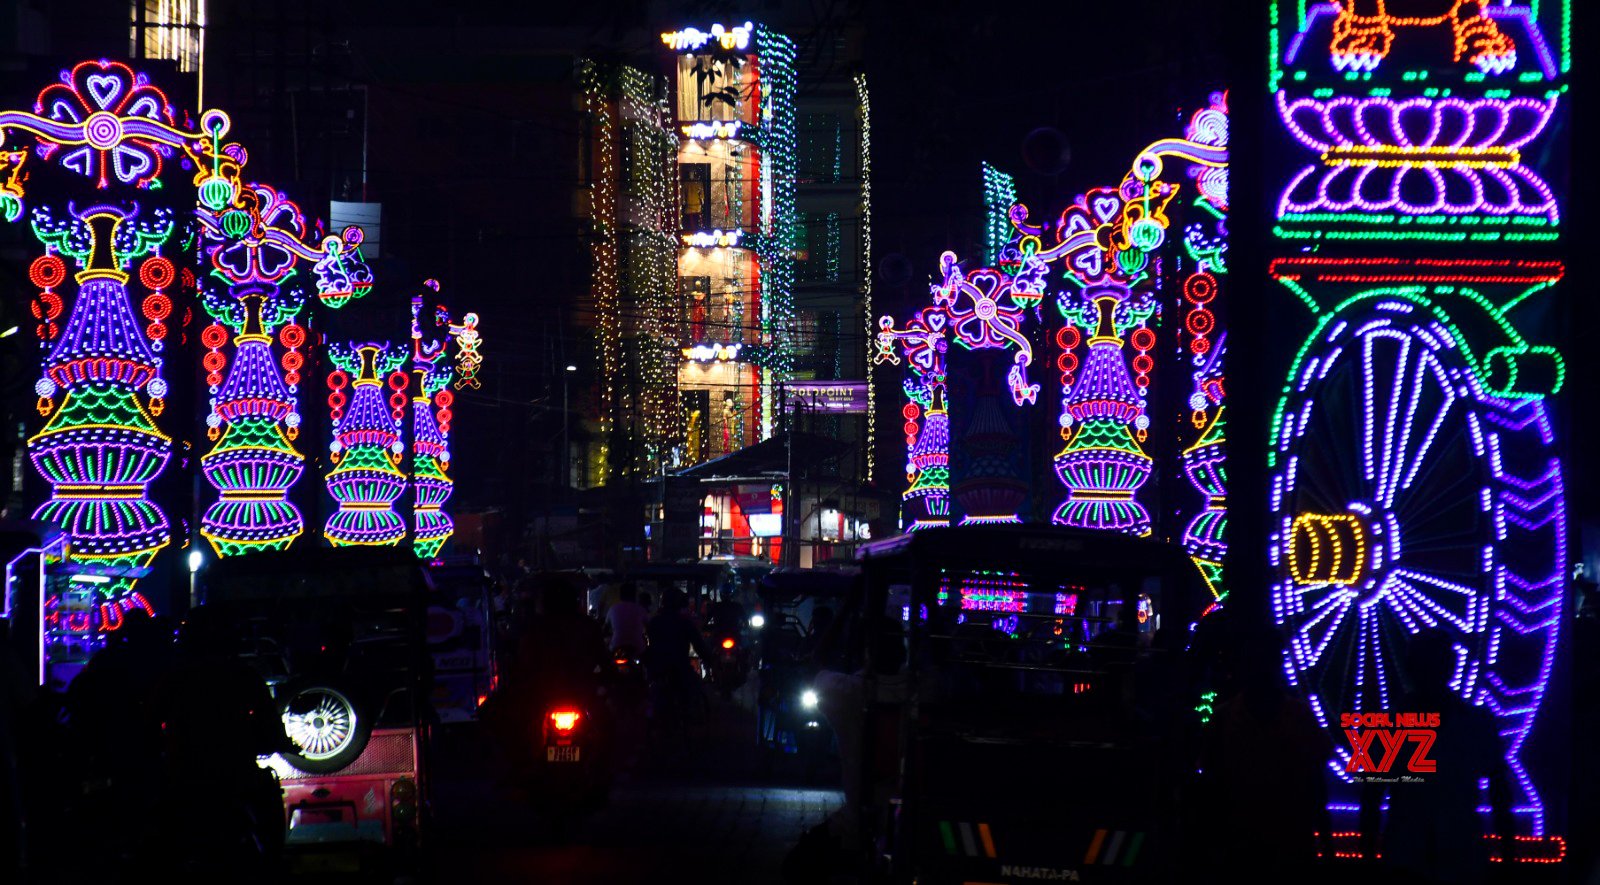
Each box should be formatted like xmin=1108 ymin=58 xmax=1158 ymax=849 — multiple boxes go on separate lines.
xmin=33 ymin=59 xmax=174 ymax=189
xmin=877 ymin=308 xmax=948 ymax=376
xmin=1276 ymin=93 xmax=1560 ymax=222
xmin=932 ymin=253 xmax=1039 ymax=406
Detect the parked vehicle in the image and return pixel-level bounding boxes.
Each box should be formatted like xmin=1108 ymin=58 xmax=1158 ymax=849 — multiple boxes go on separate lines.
xmin=198 ymin=547 xmax=434 ymax=877
xmin=854 ymin=525 xmax=1207 ymax=884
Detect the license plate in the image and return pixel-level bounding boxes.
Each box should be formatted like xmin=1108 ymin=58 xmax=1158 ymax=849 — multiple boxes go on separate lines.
xmin=546 ymin=745 xmax=581 ymax=763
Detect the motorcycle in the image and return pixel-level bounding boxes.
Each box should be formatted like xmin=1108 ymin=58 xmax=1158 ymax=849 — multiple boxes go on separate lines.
xmin=705 ymin=620 xmax=751 ymax=700
xmin=521 ymin=683 xmax=615 ymax=837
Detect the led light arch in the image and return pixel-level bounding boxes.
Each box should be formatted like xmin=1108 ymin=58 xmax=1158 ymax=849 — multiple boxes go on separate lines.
xmin=411 ymin=281 xmax=475 ymax=559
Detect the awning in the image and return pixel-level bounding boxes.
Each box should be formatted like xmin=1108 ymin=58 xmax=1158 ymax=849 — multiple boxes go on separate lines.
xmin=670 ymin=431 xmax=851 ymax=482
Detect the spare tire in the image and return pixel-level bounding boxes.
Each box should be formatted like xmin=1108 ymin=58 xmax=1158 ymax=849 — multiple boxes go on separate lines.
xmin=278 ymin=683 xmax=371 ymax=774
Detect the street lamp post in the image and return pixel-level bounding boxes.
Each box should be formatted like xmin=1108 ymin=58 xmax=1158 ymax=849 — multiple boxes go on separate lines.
xmin=563 ymin=364 xmax=577 ymax=490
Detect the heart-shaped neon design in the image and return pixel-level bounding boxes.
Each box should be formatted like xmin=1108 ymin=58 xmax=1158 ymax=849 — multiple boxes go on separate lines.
xmin=85 ymin=74 xmax=122 ymax=110
xmin=1091 ymin=195 xmax=1120 ymax=223
xmin=112 ymin=145 xmax=151 ymax=183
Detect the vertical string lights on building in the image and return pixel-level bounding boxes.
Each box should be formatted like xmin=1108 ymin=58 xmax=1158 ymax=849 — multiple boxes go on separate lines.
xmin=0 ymin=60 xmax=240 ymax=630
xmin=324 ymin=342 xmax=408 ymax=546
xmin=619 ymin=64 xmax=681 ymax=477
xmin=579 ymin=60 xmax=620 ymax=486
xmin=854 ymin=73 xmax=874 ymax=483
xmin=753 ymin=25 xmax=798 ymax=440
xmin=1266 ymin=1 xmax=1570 ymax=848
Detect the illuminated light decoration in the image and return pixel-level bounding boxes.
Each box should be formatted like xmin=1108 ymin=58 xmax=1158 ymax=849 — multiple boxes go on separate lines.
xmin=982 ymin=162 xmax=1018 ymax=266
xmin=324 ymin=343 xmax=408 ymax=547
xmin=857 ymin=74 xmax=874 ymax=482
xmin=682 ymin=121 xmax=741 ymax=139
xmin=30 ymin=253 xmax=67 ymax=342
xmin=0 ymin=148 xmax=27 ymax=222
xmin=448 ymin=313 xmax=483 ymax=390
xmin=877 ymin=306 xmax=952 ymax=530
xmin=1287 ymin=513 xmax=1369 ymax=585
xmin=308 ymin=226 xmax=375 ymax=309
xmin=26 ymin=202 xmax=174 ymax=613
xmin=661 ymin=21 xmax=754 ymax=52
xmin=932 ymin=252 xmax=1040 ymax=408
xmin=1269 ymin=278 xmax=1567 ymax=836
xmin=1175 ymin=94 xmax=1230 ymax=604
xmin=1270 ymin=1 xmax=1568 ymax=836
xmin=1326 ymin=1 xmax=1516 ymax=73
xmin=751 ymin=24 xmax=799 ymax=439
xmin=683 ymin=342 xmax=742 ymax=362
xmin=1315 ymin=831 xmax=1567 ymax=864
xmin=411 ymin=282 xmax=460 ymax=560
xmin=682 ymin=229 xmax=742 ymax=248
xmin=1275 ymin=93 xmax=1559 ymax=226
xmin=579 ymin=59 xmax=621 ymax=484
xmin=195 ymin=182 xmax=334 ymax=557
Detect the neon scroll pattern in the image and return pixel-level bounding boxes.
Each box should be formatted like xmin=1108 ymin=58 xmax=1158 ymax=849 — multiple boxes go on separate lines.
xmin=1267 ymin=271 xmax=1566 ymax=836
xmin=324 ymin=343 xmax=409 ymax=547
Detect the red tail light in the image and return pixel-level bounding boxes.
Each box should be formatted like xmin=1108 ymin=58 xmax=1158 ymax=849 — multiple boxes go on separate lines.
xmin=614 ymin=657 xmax=629 ymax=665
xmin=549 ymin=710 xmax=581 ymax=733
xmin=721 ymin=637 xmax=736 ymax=650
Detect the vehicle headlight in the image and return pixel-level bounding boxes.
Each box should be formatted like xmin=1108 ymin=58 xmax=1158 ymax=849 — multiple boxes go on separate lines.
xmin=750 ymin=614 xmax=766 ymax=629
xmin=801 ymin=689 xmax=819 ymax=710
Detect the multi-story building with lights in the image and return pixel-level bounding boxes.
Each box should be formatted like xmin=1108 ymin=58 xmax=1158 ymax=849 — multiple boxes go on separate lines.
xmin=578 ymin=18 xmax=873 ymax=565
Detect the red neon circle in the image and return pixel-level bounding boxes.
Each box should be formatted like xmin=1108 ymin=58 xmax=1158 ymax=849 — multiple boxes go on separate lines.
xmin=1132 ymin=354 xmax=1154 ymax=375
xmin=201 ymin=324 xmax=227 ymax=348
xmin=1056 ymin=327 xmax=1081 ymax=350
xmin=1191 ymin=336 xmax=1211 ymax=355
xmin=281 ymin=352 xmax=304 ymax=371
xmin=1183 ymin=272 xmax=1217 ymax=305
xmin=202 ymin=352 xmax=226 ymax=372
xmin=901 ymin=402 xmax=920 ymax=420
xmin=328 ymin=370 xmax=349 ymax=391
xmin=285 ymin=371 xmax=301 ymax=386
xmin=280 ymin=324 xmax=306 ymax=348
xmin=1186 ymin=309 xmax=1215 ymax=336
xmin=1130 ymin=328 xmax=1156 ymax=352
xmin=142 ymin=293 xmax=172 ymax=321
xmin=435 ymin=390 xmax=454 ymax=408
xmin=29 ymin=255 xmax=66 ymax=289
xmin=146 ymin=322 xmax=167 ymax=340
xmin=388 ymin=371 xmax=408 ymax=391
xmin=139 ymin=257 xmax=175 ymax=291
xmin=903 ymin=421 xmax=919 ymax=436
xmin=390 ymin=392 xmax=408 ymax=412
xmin=1056 ymin=352 xmax=1078 ymax=374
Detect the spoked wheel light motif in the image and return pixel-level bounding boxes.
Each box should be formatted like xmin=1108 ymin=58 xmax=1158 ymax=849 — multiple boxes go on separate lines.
xmin=1270 ymin=293 xmax=1563 ymax=834
xmin=283 ymin=687 xmax=359 ymax=760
